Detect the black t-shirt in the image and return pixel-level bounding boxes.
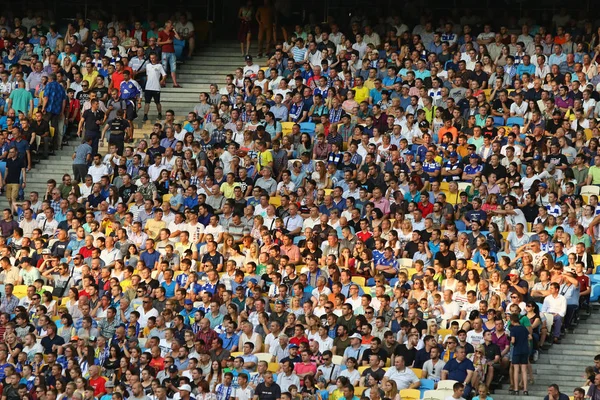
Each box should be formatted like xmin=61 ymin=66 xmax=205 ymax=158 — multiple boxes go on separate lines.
xmin=5 ymin=156 xmax=25 ymax=184
xmin=146 ymin=145 xmax=165 ymax=164
xmin=394 ymin=344 xmax=417 ymax=367
xmin=108 ymin=117 xmax=129 ymax=137
xmin=236 ymin=176 xmax=254 ymax=194
xmin=404 ymin=241 xmax=420 ymax=258
xmin=361 ymin=348 xmax=389 ymax=366
xmin=31 ymin=119 xmax=50 ymax=136
xmin=95 ymin=86 xmax=109 ymax=100
xmin=119 ymin=183 xmax=136 ymax=203
xmin=82 ymin=109 xmax=105 ymax=132
xmin=482 ymin=163 xmax=507 ymax=181
xmin=545 ymin=153 xmax=568 ymax=168
xmin=435 ymin=251 xmax=457 ymax=269
xmin=492 ymin=98 xmax=514 ymax=114
xmin=419 ymin=229 xmax=432 ymax=242
xmin=255 ymin=382 xmax=282 ymax=400
xmin=76 ymin=91 xmax=91 ymax=104
xmin=361 ymin=367 xmax=386 ymax=383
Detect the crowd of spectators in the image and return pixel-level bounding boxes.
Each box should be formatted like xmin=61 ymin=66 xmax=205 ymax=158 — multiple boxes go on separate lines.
xmin=0 ymin=7 xmax=600 ymax=400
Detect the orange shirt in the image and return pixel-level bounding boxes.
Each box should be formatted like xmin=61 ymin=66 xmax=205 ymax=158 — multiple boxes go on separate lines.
xmin=438 ymin=126 xmax=459 ymax=143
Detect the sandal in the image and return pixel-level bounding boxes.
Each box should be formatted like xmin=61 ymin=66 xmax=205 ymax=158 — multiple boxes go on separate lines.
xmin=523 ymin=391 xmax=529 ymax=396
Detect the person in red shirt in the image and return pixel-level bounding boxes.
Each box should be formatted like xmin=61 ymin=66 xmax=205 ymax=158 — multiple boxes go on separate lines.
xmin=149 ymin=345 xmax=165 ymax=371
xmin=88 ymin=365 xmax=106 ymax=397
xmin=111 ymin=61 xmax=125 ymax=93
xmin=289 ymin=324 xmax=309 ymax=347
xmin=418 ymin=194 xmax=434 ymax=217
xmin=157 ymin=20 xmax=182 ymax=88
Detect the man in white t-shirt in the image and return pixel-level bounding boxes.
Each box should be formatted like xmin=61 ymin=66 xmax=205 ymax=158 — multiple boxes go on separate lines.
xmin=174 ymin=14 xmax=195 ymax=58
xmin=143 ymin=53 xmax=167 ymax=122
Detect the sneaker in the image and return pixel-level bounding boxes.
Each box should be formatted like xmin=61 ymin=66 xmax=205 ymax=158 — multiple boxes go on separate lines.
xmin=533 ymin=350 xmax=539 ymax=362
xmin=143 ymin=114 xmax=148 ymax=122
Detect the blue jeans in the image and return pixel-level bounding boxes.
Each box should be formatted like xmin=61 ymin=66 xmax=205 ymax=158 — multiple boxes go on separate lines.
xmin=162 ymin=52 xmax=177 ymax=73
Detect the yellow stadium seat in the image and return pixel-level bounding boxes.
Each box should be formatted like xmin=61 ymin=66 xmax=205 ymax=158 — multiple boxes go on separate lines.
xmin=354 ymin=387 xmax=367 ymax=396
xmin=323 ymin=189 xmax=333 ymax=196
xmin=466 ymin=260 xmax=474 ymax=269
xmin=270 ymin=196 xmax=282 ymax=207
xmin=268 ymin=362 xmax=279 ymax=372
xmin=501 ymin=231 xmax=509 ymax=239
xmin=585 ymin=129 xmax=593 ymax=141
xmin=162 ymin=193 xmax=173 ymax=203
xmin=231 ymin=352 xmax=243 ymax=357
xmin=358 ymin=366 xmax=369 ymax=374
xmin=410 ymin=369 xmax=422 ymax=378
xmin=482 ymin=89 xmax=492 ymax=101
xmin=400 ymin=389 xmax=421 ymax=400
xmin=593 ymin=254 xmax=600 ymax=267
xmin=281 ymin=122 xmax=294 ymax=134
xmin=439 ymin=182 xmax=449 ymax=192
xmin=438 ymin=329 xmax=451 ymax=337
xmin=351 ymin=276 xmax=366 ymax=286
xmin=13 ymin=285 xmax=28 ymax=299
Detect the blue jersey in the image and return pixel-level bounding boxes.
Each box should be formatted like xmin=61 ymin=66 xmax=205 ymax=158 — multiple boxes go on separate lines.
xmin=119 ymin=80 xmax=140 ymax=100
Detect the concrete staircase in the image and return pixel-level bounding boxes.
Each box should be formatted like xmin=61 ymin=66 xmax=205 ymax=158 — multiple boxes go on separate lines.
xmin=0 ymin=40 xmax=240 ymax=211
xmin=492 ymin=315 xmax=597 ymax=400
xmin=159 ymin=40 xmax=241 ymax=116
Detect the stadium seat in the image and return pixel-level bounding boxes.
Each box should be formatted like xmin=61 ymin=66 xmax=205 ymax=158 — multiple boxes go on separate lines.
xmin=255 ymin=353 xmax=272 ymax=362
xmin=162 ymin=194 xmax=173 ymax=203
xmin=585 ymin=129 xmax=593 ymax=141
xmin=420 ymin=379 xmax=436 ymax=397
xmin=270 ymin=196 xmax=282 ymax=207
xmin=399 ymin=258 xmax=413 ymax=268
xmin=593 ymin=254 xmax=600 ymax=268
xmin=354 ymin=387 xmax=367 ymax=396
xmin=506 ymin=117 xmax=524 ymax=126
xmin=590 ymin=284 xmax=600 ymax=303
xmin=358 ymin=365 xmax=369 ymax=374
xmin=281 ymin=122 xmax=295 ymax=134
xmin=439 ymin=181 xmax=449 ymax=191
xmin=268 ymin=362 xmax=279 ymax=372
xmin=492 ymin=116 xmax=505 ymax=126
xmin=457 ymin=182 xmax=469 ymax=191
xmin=332 ymin=355 xmax=343 ymax=365
xmin=422 ymin=390 xmax=449 ymax=400
xmin=581 ymin=185 xmax=600 ymax=196
xmin=299 ymin=122 xmax=316 ymax=134
xmin=400 ymin=389 xmax=421 ymax=400
xmin=351 ymin=276 xmax=366 ymax=286
xmin=437 ymin=380 xmax=458 ymax=390
xmin=12 ymin=285 xmax=28 ymax=299
xmin=231 ymin=352 xmax=243 ymax=357
xmin=410 ymin=368 xmax=422 ymax=378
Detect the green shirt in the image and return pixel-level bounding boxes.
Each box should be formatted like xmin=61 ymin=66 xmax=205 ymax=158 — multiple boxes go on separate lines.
xmin=9 ymin=88 xmax=33 ymax=114
xmin=589 ymin=166 xmax=600 ymax=185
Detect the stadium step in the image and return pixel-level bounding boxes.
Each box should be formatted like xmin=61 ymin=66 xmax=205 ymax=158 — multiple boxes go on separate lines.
xmin=157 ymin=40 xmax=240 ymax=118
xmin=492 ymin=315 xmax=599 ymax=400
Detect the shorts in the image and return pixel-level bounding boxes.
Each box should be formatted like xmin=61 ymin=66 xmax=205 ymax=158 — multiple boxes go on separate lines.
xmin=125 ymin=103 xmax=138 ymax=121
xmin=512 ymin=353 xmax=529 ymax=365
xmin=162 ymin=52 xmax=176 ymax=72
xmin=145 ymin=90 xmax=161 ymax=104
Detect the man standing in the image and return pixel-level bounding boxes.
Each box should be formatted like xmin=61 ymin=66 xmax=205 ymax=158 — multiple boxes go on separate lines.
xmin=143 ymin=52 xmax=167 ymax=121
xmin=1 ymin=147 xmax=26 ymax=211
xmin=41 ymin=73 xmax=67 ymax=151
xmin=157 ymin=20 xmax=182 ymax=88
xmin=77 ymin=99 xmax=105 ymax=155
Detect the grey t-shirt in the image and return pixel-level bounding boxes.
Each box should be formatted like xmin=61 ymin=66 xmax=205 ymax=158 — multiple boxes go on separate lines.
xmin=73 ymin=143 xmax=92 ymax=164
